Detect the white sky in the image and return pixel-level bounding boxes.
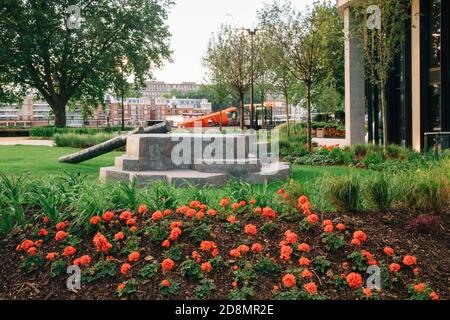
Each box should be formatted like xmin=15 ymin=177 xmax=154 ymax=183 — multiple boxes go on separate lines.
xmin=153 ymin=0 xmax=315 ymax=84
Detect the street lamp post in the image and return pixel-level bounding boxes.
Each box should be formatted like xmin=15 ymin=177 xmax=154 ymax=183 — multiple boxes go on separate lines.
xmin=240 ymin=28 xmax=264 ymax=130
xmin=121 ymin=60 xmax=125 ymax=131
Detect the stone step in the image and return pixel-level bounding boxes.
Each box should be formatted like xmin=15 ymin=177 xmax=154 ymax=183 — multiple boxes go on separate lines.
xmin=244 ymin=162 xmax=292 ymax=184
xmin=100 ymin=167 xmax=228 ymax=188
xmin=192 ymin=158 xmax=262 ymax=175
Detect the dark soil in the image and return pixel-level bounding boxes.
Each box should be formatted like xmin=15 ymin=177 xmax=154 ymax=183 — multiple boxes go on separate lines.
xmin=0 ymin=209 xmax=449 ymax=300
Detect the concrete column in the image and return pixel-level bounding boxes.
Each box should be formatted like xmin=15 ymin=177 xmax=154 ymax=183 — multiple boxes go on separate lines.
xmin=411 ymin=0 xmax=422 ymax=151
xmin=343 ymin=7 xmax=366 ymax=146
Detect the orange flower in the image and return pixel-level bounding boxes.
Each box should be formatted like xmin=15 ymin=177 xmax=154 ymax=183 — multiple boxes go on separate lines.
xmin=430 ymin=291 xmax=440 ymax=300
xmin=244 ymin=224 xmax=257 ymax=236
xmin=196 ymin=211 xmax=204 ymax=219
xmin=336 ymin=223 xmax=346 ymax=231
xmin=262 ymin=207 xmax=276 ymax=220
xmin=162 ymin=240 xmax=171 ymax=248
xmin=231 ymin=281 xmax=238 ymax=288
xmin=27 ymin=247 xmax=37 ymax=255
xmin=207 ymin=209 xmax=217 ymax=216
xmin=363 ymin=288 xmax=372 ymax=298
xmin=231 ymin=203 xmax=240 ymax=211
xmin=322 ymin=219 xmax=333 ymax=226
xmin=119 ymin=211 xmax=132 ymax=221
xmin=42 ymin=216 xmax=50 ymax=224
xmin=163 ymin=209 xmax=172 ymax=216
xmin=170 ymin=221 xmax=183 ymax=229
xmin=298 ymin=243 xmax=310 ymax=252
xmin=126 ymin=218 xmax=136 ymax=226
xmin=170 ymin=227 xmax=182 ymax=241
xmin=389 ymin=263 xmax=401 ymax=273
xmin=280 ymin=245 xmax=293 ymax=260
xmin=304 ymin=282 xmax=317 ymax=295
xmin=192 ymin=250 xmax=201 ymax=261
xmin=90 ymin=216 xmax=101 ymax=225
xmin=220 ymin=198 xmax=230 ymax=207
xmin=102 ymin=211 xmax=114 ymax=222
xmin=298 ymin=195 xmax=309 ymax=206
xmin=56 ymin=221 xmax=68 ymax=231
xmin=201 ymin=262 xmax=212 ymax=272
xmin=277 ymin=189 xmax=285 ymax=195
xmin=323 ymin=224 xmax=334 ymax=233
xmin=298 ymin=257 xmax=311 ymax=266
xmin=413 ymin=283 xmax=426 ymax=293
xmin=413 ymin=268 xmax=420 ymax=276
xmin=138 ymin=204 xmax=148 ymax=214
xmin=55 ymin=231 xmax=67 ymax=241
xmin=162 ymin=258 xmax=175 ymax=272
xmin=230 ymin=249 xmax=241 ymax=258
xmin=237 ymin=245 xmax=249 ymax=253
xmin=351 ymin=238 xmax=361 ymax=246
xmin=18 ymin=239 xmax=35 ymax=251
xmin=186 ymin=209 xmax=196 ymax=218
xmin=63 ymin=246 xmax=76 ymax=257
xmin=121 ymin=263 xmax=132 ymax=275
xmin=403 ymin=255 xmax=417 ymax=266
xmin=129 ymin=226 xmax=137 ymax=233
xmin=273 ymin=285 xmax=280 ymax=291
xmin=346 ymin=273 xmax=363 ymax=288
xmin=46 ymin=252 xmax=57 ymax=261
xmin=306 ymin=214 xmax=318 ymax=225
xmin=249 ymin=199 xmax=256 ymax=205
xmin=226 ymin=215 xmax=236 ymax=224
xmin=38 ymin=228 xmax=48 ymax=236
xmin=161 ymin=279 xmax=171 ymax=287
xmin=353 ymin=231 xmax=367 ymax=243
xmin=152 ymin=211 xmax=163 ymax=221
xmin=284 ymin=230 xmax=298 ymax=244
xmin=254 ymin=207 xmax=262 ymax=214
xmin=128 ymin=251 xmax=140 ymax=262
xmin=117 ymin=282 xmax=126 ymax=291
xmin=301 ymin=269 xmax=313 ymax=279
xmin=114 ymin=232 xmax=124 ymax=241
xmin=383 ymin=247 xmax=394 ymax=256
xmin=251 ymin=243 xmax=263 ymax=253
xmin=93 ymin=232 xmax=112 ymax=253
xmin=282 ymin=274 xmax=296 ymax=288
xmin=200 ymin=241 xmax=216 ymax=252
xmin=79 ymin=255 xmax=91 ymax=265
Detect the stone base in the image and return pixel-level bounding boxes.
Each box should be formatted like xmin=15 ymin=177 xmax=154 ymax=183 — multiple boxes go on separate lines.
xmin=100 ymin=162 xmax=291 ymax=187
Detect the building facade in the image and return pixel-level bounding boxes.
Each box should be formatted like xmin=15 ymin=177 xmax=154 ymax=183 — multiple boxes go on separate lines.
xmin=338 ymin=0 xmax=449 ymax=151
xmin=141 ymin=81 xmax=200 ymax=101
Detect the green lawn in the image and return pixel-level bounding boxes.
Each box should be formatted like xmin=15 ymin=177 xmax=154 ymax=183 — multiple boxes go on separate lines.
xmin=0 ymin=145 xmax=121 ymax=181
xmin=0 ymin=145 xmax=363 ymax=184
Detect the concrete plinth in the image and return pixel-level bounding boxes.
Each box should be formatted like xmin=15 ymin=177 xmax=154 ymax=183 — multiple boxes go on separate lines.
xmin=100 ymin=132 xmax=291 ymax=187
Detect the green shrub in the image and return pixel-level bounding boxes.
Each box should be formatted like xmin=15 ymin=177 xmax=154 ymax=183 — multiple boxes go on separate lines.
xmin=53 ymin=133 xmax=116 ymax=148
xmin=395 ymin=168 xmax=450 ymax=213
xmin=30 ymin=126 xmax=132 ymax=138
xmin=363 ymin=151 xmax=384 ymax=167
xmin=323 ymin=175 xmax=361 ymax=212
xmin=364 ymin=174 xmax=393 ymax=211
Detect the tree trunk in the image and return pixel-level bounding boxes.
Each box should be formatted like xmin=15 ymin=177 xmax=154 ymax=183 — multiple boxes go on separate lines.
xmin=59 ymin=120 xmax=171 ymax=163
xmin=239 ymin=92 xmax=245 ymax=130
xmin=306 ymin=82 xmax=312 ymax=152
xmin=284 ymin=92 xmax=290 ymax=138
xmin=52 ymin=101 xmax=67 ymax=127
xmin=380 ymin=86 xmax=388 ymax=151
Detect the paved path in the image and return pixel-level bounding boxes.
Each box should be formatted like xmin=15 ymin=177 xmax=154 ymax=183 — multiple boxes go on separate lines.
xmin=312 ymin=137 xmax=347 ymax=147
xmin=0 ymin=137 xmax=54 ymax=146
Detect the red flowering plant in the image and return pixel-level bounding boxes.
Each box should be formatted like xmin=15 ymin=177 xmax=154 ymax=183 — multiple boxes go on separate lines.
xmin=8 ymin=182 xmax=444 ymax=301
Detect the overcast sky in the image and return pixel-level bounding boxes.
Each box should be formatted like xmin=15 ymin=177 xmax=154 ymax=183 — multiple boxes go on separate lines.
xmin=153 ymin=0 xmax=316 ymax=84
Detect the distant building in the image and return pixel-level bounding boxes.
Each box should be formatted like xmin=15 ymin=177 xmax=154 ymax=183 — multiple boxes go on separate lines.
xmin=153 ymin=96 xmax=212 ymax=121
xmin=141 ymin=81 xmax=200 ymax=101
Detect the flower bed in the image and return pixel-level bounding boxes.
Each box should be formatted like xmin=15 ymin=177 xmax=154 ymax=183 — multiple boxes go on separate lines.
xmin=0 ymin=187 xmax=448 ymax=300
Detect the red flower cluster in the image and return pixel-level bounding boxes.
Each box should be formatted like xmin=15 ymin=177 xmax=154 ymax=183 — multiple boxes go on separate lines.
xmin=93 ymin=232 xmax=112 ymax=253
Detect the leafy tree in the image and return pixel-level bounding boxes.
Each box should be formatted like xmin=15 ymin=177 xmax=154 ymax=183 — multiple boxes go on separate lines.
xmin=314 ymin=79 xmax=343 ymax=113
xmin=204 ymin=25 xmax=265 ymax=130
xmin=352 ymin=0 xmax=410 ymax=149
xmin=0 ymin=0 xmax=172 ymax=126
xmin=259 ymin=0 xmax=343 ymax=151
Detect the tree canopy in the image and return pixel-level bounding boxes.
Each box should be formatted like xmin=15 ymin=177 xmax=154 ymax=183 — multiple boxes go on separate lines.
xmin=0 ymin=0 xmax=172 ymax=126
